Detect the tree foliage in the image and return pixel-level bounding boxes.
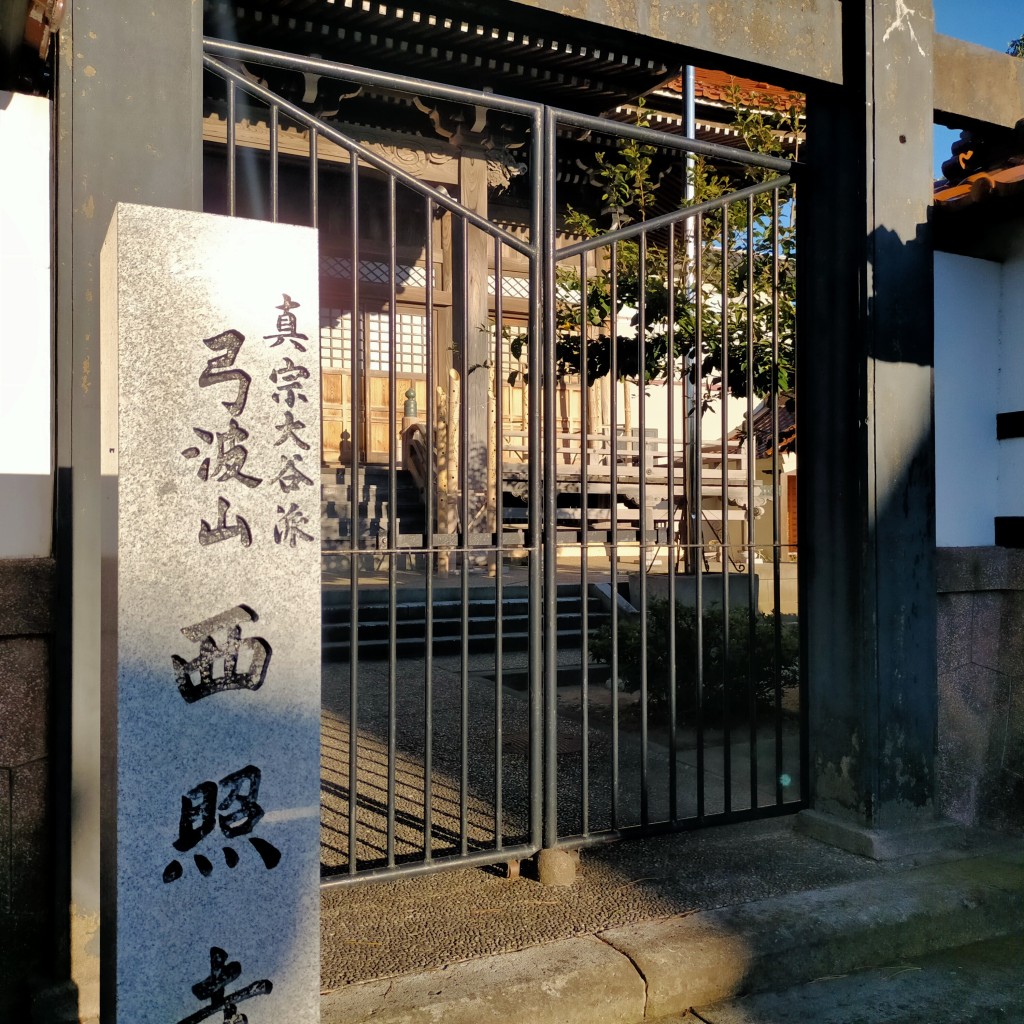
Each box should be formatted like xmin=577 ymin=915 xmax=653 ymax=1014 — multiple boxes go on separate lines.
xmin=1008 ymin=34 xmax=1024 ymax=58
xmin=510 ymin=89 xmax=799 ymax=406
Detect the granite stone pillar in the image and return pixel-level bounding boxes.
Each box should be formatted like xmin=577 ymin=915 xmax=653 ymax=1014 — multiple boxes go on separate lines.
xmin=100 ymin=204 xmax=320 ymax=1023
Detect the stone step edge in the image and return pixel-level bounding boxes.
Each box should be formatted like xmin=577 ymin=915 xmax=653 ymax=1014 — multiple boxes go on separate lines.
xmin=319 ymin=852 xmax=1023 ymax=1024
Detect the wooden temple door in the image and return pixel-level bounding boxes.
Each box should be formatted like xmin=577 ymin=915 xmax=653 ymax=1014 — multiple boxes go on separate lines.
xmin=320 ymin=306 xmax=428 ymax=466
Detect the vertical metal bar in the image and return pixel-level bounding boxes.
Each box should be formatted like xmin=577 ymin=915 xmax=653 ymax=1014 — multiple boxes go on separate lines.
xmin=667 ymin=224 xmax=678 ymax=825
xmin=794 ymin=185 xmax=808 ymax=809
xmin=310 ymin=130 xmax=319 ymax=229
xmin=772 ymin=188 xmax=784 ymax=807
xmin=494 ymin=235 xmax=505 ymax=849
xmin=694 ymin=214 xmax=705 ymax=823
xmin=746 ymin=195 xmax=758 ymax=812
xmin=638 ymin=231 xmax=649 ymax=829
xmin=269 ymin=104 xmax=279 ymax=223
xmin=348 ymin=159 xmax=362 ymax=874
xmin=459 ymin=215 xmax=470 ymax=857
xmin=528 ymin=110 xmax=545 ymax=853
xmin=386 ymin=176 xmax=398 ymax=868
xmin=424 ymin=196 xmax=436 ymax=856
xmin=609 ymin=242 xmax=620 ymax=830
xmin=227 ymin=80 xmax=237 ymax=216
xmin=720 ymin=204 xmax=731 ymax=815
xmin=682 ymin=64 xmax=697 ymax=577
xmin=579 ymin=251 xmax=590 ymax=838
xmin=542 ymin=108 xmax=559 ymax=849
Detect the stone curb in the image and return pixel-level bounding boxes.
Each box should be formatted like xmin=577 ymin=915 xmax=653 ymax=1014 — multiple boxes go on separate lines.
xmin=320 ymin=934 xmax=646 ymax=1024
xmin=320 ymin=853 xmax=1023 ymax=1024
xmin=600 ymin=854 xmax=1024 ymax=1021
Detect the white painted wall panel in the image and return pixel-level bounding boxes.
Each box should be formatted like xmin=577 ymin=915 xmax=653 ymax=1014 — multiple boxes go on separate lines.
xmin=0 ymin=92 xmax=52 ymax=556
xmin=933 ymin=252 xmax=1000 ymax=547
xmin=997 ymin=236 xmax=1024 ymax=518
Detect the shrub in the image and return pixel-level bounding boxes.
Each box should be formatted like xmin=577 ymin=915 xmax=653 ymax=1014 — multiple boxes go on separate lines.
xmin=590 ymin=598 xmax=799 ymax=722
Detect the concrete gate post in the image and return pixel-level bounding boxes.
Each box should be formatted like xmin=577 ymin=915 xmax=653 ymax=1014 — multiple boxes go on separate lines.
xmin=798 ymin=0 xmax=949 ymax=857
xmin=53 ymin=2 xmax=203 ymax=1020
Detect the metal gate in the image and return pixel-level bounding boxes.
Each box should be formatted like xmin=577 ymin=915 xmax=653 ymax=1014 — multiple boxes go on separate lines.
xmin=203 ymin=38 xmax=804 ymax=885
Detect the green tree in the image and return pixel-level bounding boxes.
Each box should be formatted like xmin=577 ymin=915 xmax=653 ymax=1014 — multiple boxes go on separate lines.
xmin=512 ymin=89 xmax=799 ymax=410
xmin=1008 ymin=34 xmax=1024 ymax=57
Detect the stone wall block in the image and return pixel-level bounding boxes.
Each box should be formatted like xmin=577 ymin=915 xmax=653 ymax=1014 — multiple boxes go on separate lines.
xmin=0 ymin=767 xmax=10 ymax=915
xmin=937 ymin=664 xmax=1004 ymax=827
xmin=970 ymin=590 xmax=1024 ymax=676
xmin=0 ymin=558 xmax=54 ymax=637
xmin=936 ymin=591 xmax=974 ymax=671
xmin=10 ymin=758 xmax=48 ymax=916
xmin=1002 ymin=677 xmax=1024 ymax=779
xmin=0 ymin=637 xmax=49 ymax=766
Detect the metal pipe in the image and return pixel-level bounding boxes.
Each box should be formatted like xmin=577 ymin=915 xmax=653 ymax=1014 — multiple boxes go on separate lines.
xmin=558 ymin=177 xmax=791 ymax=262
xmin=205 ymin=37 xmax=543 ymax=115
xmin=579 ymin=251 xmax=590 ymax=838
xmin=772 ymin=188 xmax=784 ymax=808
xmin=309 ymin=130 xmax=319 ymax=228
xmin=542 ymin=107 xmax=558 ymax=849
xmin=527 ymin=109 xmax=545 ymax=854
xmin=269 ymin=104 xmax=279 ymax=223
xmin=226 ymin=80 xmax=236 ymax=216
xmin=637 ymin=231 xmax=649 ymax=829
xmin=494 ymin=235 xmax=505 ymax=849
xmin=203 ymin=54 xmax=534 ymax=257
xmin=459 ymin=215 xmax=470 ymax=858
xmin=319 ymin=840 xmax=538 ymax=889
xmin=552 ymin=105 xmax=793 ymax=172
xmin=386 ymin=176 xmax=398 ymax=867
xmin=609 ymin=242 xmax=620 ymax=830
xmin=424 ymin=196 xmax=436 ymax=857
xmin=746 ymin=195 xmax=758 ymax=812
xmin=667 ymin=224 xmax=678 ymax=826
xmin=347 ymin=159 xmax=363 ymax=875
xmin=694 ymin=215 xmax=706 ymax=823
xmin=720 ymin=204 xmax=731 ymax=816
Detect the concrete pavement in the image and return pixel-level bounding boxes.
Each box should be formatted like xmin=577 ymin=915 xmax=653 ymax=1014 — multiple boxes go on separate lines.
xmin=319 ymin=820 xmax=1023 ymax=1024
xmin=676 ymin=934 xmax=1024 ymax=1024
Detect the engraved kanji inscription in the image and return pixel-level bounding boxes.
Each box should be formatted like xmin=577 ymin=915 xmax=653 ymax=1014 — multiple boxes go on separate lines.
xmin=263 ymin=293 xmax=309 ymax=352
xmin=273 ymin=503 xmax=314 ymax=547
xmin=163 ymin=765 xmax=281 ymax=883
xmin=171 ymin=605 xmax=270 ymax=703
xmin=198 ymin=496 xmax=252 ymax=547
xmin=269 ymin=454 xmax=314 ymax=494
xmin=175 ymin=947 xmax=272 ymax=1024
xmin=199 ymin=330 xmax=251 ymax=416
xmin=272 ymin=410 xmax=310 ymax=451
xmin=269 ymin=358 xmax=310 ymax=409
xmin=182 ymin=419 xmax=262 ymax=488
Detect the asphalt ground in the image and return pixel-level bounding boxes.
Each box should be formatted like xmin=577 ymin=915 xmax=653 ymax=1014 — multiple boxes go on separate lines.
xmin=675 ymin=934 xmax=1024 ymax=1024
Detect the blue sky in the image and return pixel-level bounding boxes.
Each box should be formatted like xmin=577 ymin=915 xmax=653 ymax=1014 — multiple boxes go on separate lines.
xmin=933 ymin=0 xmax=1022 ymax=175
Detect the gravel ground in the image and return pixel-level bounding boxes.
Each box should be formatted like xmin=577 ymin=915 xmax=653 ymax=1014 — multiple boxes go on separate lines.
xmin=318 ymin=816 xmax=894 ymax=989
xmin=320 ymin=648 xmax=802 ymax=874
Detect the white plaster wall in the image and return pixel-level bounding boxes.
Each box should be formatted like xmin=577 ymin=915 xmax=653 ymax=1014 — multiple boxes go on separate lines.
xmin=0 ymin=93 xmax=52 ymax=557
xmin=933 ymin=252 xmax=1000 ymax=547
xmin=997 ymin=235 xmax=1024 ymax=518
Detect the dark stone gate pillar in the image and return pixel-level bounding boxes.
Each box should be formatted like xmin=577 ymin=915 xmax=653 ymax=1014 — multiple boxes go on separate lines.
xmin=799 ymin=0 xmax=944 ymax=855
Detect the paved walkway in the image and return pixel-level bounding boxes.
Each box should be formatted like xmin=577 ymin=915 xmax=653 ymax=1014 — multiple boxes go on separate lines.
xmin=319 ymin=819 xmax=1023 ymax=1023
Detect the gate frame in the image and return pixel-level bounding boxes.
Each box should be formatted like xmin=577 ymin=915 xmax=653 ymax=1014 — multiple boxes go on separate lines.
xmin=203 ymin=39 xmax=800 ymax=882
